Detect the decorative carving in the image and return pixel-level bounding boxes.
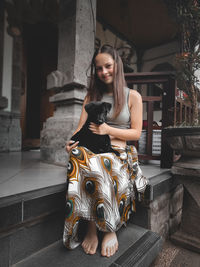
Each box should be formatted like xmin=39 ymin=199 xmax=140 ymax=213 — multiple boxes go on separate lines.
xmin=0 ymin=96 xmax=8 ymax=109
xmin=47 ymin=70 xmax=67 ymax=90
xmin=117 ymin=45 xmax=135 ymax=66
xmin=5 ymin=0 xmax=59 ymax=37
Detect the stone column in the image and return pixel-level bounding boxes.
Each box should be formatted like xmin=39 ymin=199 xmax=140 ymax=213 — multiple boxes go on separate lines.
xmin=0 ymin=2 xmax=22 ymax=152
xmin=41 ymin=0 xmax=96 ymax=165
xmin=0 ymin=1 xmax=8 ymax=109
xmin=8 ymin=35 xmax=22 ymax=151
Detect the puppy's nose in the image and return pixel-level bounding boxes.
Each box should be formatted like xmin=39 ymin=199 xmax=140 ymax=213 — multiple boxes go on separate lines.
xmin=98 ymin=119 xmax=103 ymax=124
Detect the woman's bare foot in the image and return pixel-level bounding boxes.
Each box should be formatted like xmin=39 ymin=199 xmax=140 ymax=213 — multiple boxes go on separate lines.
xmin=81 ymin=221 xmax=98 ymax=255
xmin=101 ymin=232 xmax=118 ymax=257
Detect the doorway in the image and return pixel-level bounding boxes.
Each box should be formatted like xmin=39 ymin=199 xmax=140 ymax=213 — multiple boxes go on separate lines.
xmin=21 ymin=22 xmax=58 ymax=149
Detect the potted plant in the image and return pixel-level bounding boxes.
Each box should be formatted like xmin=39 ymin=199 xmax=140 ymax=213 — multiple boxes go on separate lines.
xmin=163 ymin=0 xmax=200 ymax=126
xmin=163 ymin=0 xmax=200 ymax=164
xmin=163 ymin=0 xmax=200 ymax=253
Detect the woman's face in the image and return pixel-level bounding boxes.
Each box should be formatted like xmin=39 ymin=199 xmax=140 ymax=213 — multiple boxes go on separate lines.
xmin=95 ymin=53 xmax=115 ymax=85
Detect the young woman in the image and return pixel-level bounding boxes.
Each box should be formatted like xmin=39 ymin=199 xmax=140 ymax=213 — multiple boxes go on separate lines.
xmin=64 ymin=45 xmax=147 ymax=257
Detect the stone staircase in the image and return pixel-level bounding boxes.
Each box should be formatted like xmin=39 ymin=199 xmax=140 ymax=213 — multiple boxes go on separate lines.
xmin=0 ymin=182 xmax=163 ymax=267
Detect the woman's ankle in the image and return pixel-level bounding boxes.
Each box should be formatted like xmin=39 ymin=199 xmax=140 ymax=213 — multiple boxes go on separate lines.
xmin=87 ymin=221 xmax=97 ymax=233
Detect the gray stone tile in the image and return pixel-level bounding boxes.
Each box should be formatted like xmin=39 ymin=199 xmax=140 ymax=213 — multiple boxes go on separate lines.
xmin=141 ymin=164 xmax=169 ymax=180
xmin=24 ymin=191 xmax=65 ymax=221
xmin=0 ymin=236 xmax=10 ymax=267
xmin=10 ymin=213 xmax=64 ymax=265
xmin=0 ymin=152 xmax=66 ymax=198
xmin=0 ymin=202 xmax=22 ymax=230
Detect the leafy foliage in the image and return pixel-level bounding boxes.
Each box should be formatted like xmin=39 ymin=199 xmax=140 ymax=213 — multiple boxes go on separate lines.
xmin=164 ymin=0 xmax=200 ymax=124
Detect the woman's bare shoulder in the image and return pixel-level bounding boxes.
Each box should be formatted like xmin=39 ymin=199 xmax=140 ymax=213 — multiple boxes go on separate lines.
xmin=83 ymin=95 xmax=90 ymax=106
xmin=129 ymin=89 xmax=142 ymax=107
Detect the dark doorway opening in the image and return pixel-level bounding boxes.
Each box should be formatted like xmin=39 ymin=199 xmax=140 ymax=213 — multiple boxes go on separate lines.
xmin=21 ymin=22 xmax=58 ymax=149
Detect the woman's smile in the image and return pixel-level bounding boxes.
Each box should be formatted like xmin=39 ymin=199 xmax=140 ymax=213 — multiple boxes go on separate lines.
xmin=103 ymin=75 xmax=112 ymax=82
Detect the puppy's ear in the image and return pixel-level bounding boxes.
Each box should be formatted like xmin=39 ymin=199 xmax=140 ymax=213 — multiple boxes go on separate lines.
xmin=104 ymin=102 xmax=112 ymax=112
xmin=85 ymin=102 xmax=95 ymax=113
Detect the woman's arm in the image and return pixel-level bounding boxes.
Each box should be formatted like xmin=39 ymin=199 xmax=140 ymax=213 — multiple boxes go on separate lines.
xmin=89 ymin=90 xmax=143 ymax=141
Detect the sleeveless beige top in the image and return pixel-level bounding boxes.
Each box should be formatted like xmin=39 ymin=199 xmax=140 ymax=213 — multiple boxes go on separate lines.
xmin=101 ymin=87 xmax=131 ymax=129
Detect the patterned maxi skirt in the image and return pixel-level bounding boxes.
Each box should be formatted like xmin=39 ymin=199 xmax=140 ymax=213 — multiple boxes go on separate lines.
xmin=63 ymin=145 xmax=148 ymax=249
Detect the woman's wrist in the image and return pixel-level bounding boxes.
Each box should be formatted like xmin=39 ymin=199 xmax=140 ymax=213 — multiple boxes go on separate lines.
xmin=106 ymin=124 xmax=112 ymax=135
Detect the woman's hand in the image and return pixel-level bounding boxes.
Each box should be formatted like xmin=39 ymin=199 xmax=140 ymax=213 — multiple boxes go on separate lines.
xmin=89 ymin=122 xmax=110 ymax=135
xmin=65 ymin=140 xmax=79 ymax=153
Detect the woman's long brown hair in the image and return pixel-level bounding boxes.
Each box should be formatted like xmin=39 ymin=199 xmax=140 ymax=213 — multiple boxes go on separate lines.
xmin=87 ymin=44 xmax=127 ymax=118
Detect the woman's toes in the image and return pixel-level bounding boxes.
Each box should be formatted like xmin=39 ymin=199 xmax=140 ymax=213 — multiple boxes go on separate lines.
xmin=110 ymin=245 xmax=115 ymax=256
xmin=106 ymin=247 xmax=111 ymax=257
xmin=101 ymin=247 xmax=106 ymax=257
xmin=82 ymin=241 xmax=91 ymax=254
xmin=90 ymin=245 xmax=97 ymax=254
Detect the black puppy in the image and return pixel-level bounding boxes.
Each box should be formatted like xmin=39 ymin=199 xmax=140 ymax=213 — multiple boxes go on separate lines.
xmin=71 ymin=101 xmax=119 ymax=156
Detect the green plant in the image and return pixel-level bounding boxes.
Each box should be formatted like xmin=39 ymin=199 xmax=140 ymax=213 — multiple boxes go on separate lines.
xmin=164 ymin=0 xmax=200 ymax=125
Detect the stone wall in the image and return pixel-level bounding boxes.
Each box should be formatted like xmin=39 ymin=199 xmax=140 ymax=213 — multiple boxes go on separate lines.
xmin=149 ymin=184 xmax=183 ymax=238
xmin=132 ymin=172 xmax=184 ymax=240
xmin=142 ymin=41 xmax=179 ymax=72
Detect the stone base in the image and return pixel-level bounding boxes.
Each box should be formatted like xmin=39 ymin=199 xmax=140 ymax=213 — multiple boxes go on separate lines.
xmin=171 ymin=230 xmax=200 ymax=253
xmin=172 ymin=157 xmax=200 ymax=177
xmin=40 ymin=145 xmax=69 ymax=167
xmin=149 ymin=184 xmax=183 ymax=239
xmin=0 ymin=96 xmax=8 ymax=109
xmin=40 ymin=116 xmax=78 ymax=166
xmin=171 ymin=157 xmax=200 ymax=253
xmin=40 ymin=87 xmax=86 ymax=166
xmin=131 ymin=171 xmax=183 ymax=241
xmin=0 ymin=111 xmax=21 ymax=152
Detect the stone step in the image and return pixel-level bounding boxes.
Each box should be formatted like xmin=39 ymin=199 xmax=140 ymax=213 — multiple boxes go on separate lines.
xmin=0 ymin=185 xmax=66 ymax=267
xmin=0 ymin=168 xmax=171 ymax=267
xmin=12 ymin=224 xmax=163 ymax=267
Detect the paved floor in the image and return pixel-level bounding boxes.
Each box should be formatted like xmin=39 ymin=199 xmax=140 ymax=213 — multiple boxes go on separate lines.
xmin=151 ymin=240 xmax=200 ymax=267
xmin=0 ymin=150 xmax=166 ymax=199
xmin=0 ymin=150 xmax=66 ymax=198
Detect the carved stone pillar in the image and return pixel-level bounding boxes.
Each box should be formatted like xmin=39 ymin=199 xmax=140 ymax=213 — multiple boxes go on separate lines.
xmin=9 ymin=36 xmax=23 ymax=151
xmin=40 ymin=0 xmax=96 ymax=165
xmin=0 ymin=2 xmax=22 ymax=152
xmin=0 ymin=1 xmax=8 ymax=109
